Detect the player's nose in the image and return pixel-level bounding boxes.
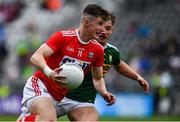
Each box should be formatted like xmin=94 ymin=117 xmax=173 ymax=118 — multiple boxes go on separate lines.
xmin=99 ymin=27 xmax=106 ymax=34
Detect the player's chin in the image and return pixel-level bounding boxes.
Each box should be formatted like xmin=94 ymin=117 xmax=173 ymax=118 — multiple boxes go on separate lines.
xmin=98 ymin=38 xmax=107 ymax=43
xmin=93 ymin=35 xmax=99 ymax=40
xmin=98 ymin=40 xmax=106 ymax=45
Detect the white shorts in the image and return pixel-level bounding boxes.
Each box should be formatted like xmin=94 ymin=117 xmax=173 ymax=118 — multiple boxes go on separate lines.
xmin=20 ymin=75 xmax=94 ymax=117
xmin=21 ymin=75 xmax=54 ymax=117
xmin=56 ymin=97 xmax=94 ymax=117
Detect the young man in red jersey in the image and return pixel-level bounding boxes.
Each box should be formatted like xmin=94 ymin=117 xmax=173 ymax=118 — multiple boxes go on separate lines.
xmin=17 ymin=4 xmax=116 ymax=122
xmin=55 ymin=13 xmax=149 ymax=121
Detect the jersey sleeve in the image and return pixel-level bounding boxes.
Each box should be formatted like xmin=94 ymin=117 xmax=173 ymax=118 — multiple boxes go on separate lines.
xmin=112 ymin=48 xmax=121 ymax=65
xmin=94 ymin=46 xmax=104 ymax=67
xmin=45 ymin=31 xmax=64 ymax=52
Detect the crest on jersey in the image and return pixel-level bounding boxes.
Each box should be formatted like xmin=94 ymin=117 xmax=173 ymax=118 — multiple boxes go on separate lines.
xmin=88 ymin=52 xmax=94 ymax=58
xmin=109 ymin=55 xmax=112 ymax=62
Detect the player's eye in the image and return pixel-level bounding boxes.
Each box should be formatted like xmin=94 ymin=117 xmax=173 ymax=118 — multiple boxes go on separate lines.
xmin=97 ymin=21 xmax=103 ymax=26
xmin=106 ymin=26 xmax=112 ymax=30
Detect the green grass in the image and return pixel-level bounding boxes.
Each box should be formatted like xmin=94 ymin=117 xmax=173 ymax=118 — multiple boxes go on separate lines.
xmin=0 ymin=115 xmax=180 ymax=121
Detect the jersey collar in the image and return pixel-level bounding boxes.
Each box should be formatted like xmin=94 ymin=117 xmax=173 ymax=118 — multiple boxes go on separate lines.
xmin=76 ymin=29 xmax=89 ymax=44
xmin=103 ymin=43 xmax=108 ymax=49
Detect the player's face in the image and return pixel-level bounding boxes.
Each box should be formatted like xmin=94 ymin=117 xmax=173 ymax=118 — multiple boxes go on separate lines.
xmin=96 ymin=20 xmax=113 ymax=46
xmin=87 ymin=17 xmax=106 ymax=39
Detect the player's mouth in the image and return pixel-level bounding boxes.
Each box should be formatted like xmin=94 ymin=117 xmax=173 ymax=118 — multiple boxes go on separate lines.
xmin=95 ymin=31 xmax=107 ymax=40
xmin=98 ymin=33 xmax=108 ymax=40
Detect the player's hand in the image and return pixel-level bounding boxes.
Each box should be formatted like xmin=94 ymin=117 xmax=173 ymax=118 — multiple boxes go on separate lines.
xmin=137 ymin=76 xmax=149 ymax=94
xmin=102 ymin=91 xmax=116 ymax=106
xmin=49 ymin=67 xmax=68 ymax=84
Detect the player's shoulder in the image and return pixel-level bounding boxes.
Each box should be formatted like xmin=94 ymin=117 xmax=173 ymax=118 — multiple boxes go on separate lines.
xmin=61 ymin=28 xmax=77 ymax=37
xmin=90 ymin=39 xmax=104 ymax=49
xmin=106 ymin=43 xmax=119 ymax=52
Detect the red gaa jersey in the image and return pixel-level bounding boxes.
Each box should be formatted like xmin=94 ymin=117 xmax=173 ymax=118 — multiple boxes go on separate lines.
xmin=34 ymin=29 xmax=104 ymax=101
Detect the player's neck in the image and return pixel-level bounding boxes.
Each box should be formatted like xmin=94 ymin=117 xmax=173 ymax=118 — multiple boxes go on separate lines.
xmin=78 ymin=28 xmax=91 ymax=43
xmin=76 ymin=29 xmax=89 ymax=44
xmin=100 ymin=41 xmax=107 ymax=47
xmin=102 ymin=43 xmax=107 ymax=47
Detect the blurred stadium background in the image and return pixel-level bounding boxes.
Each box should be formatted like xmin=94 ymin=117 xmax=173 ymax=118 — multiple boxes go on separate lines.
xmin=0 ymin=0 xmax=180 ymax=121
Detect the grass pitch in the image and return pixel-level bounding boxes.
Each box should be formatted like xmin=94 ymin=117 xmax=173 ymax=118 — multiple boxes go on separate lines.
xmin=0 ymin=115 xmax=180 ymax=121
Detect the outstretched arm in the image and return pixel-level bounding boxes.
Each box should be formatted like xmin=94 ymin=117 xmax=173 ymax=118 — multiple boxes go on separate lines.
xmin=114 ymin=60 xmax=149 ymax=93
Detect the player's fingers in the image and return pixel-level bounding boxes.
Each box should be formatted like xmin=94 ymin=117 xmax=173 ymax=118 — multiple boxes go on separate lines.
xmin=55 ymin=79 xmax=68 ymax=84
xmin=54 ymin=75 xmax=67 ymax=84
xmin=111 ymin=95 xmax=116 ymax=102
xmin=138 ymin=78 xmax=150 ymax=94
xmin=106 ymin=99 xmax=116 ymax=106
xmin=144 ymin=83 xmax=150 ymax=94
xmin=106 ymin=93 xmax=116 ymax=106
xmin=54 ymin=67 xmax=63 ymax=73
xmin=54 ymin=74 xmax=67 ymax=79
xmin=140 ymin=80 xmax=149 ymax=92
xmin=106 ymin=103 xmax=113 ymax=106
xmin=109 ymin=94 xmax=115 ymax=101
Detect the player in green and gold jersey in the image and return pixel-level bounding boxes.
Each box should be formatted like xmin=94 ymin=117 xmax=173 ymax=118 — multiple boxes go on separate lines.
xmin=56 ymin=13 xmax=149 ymax=121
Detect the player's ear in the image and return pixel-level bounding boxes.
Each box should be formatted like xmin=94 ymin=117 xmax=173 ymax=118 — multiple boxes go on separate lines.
xmin=83 ymin=17 xmax=90 ymax=27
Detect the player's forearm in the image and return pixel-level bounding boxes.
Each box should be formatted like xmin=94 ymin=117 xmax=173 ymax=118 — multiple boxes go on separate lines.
xmin=30 ymin=44 xmax=54 ymax=77
xmin=93 ymin=77 xmax=107 ymax=96
xmin=30 ymin=53 xmax=48 ymax=72
xmin=117 ymin=61 xmax=141 ymax=81
xmin=93 ymin=66 xmax=107 ymax=95
xmin=30 ymin=53 xmax=53 ymax=77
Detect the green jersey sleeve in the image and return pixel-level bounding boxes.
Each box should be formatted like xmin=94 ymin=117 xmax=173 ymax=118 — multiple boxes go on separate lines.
xmin=103 ymin=43 xmax=121 ymax=76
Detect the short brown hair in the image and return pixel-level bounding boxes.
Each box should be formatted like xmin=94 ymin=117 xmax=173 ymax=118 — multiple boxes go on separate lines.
xmin=83 ymin=4 xmax=109 ymax=21
xmin=108 ymin=12 xmax=116 ymax=25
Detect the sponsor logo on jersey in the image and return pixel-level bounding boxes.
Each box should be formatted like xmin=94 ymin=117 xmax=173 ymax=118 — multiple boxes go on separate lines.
xmin=88 ymin=52 xmax=94 ymax=59
xmin=61 ymin=56 xmax=90 ymax=69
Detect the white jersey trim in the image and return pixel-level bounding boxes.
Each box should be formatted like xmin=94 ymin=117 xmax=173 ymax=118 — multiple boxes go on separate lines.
xmin=106 ymin=43 xmax=119 ymax=52
xmin=91 ymin=39 xmax=104 ymax=49
xmin=62 ymin=30 xmax=76 ymax=36
xmin=76 ymin=29 xmax=89 ymax=44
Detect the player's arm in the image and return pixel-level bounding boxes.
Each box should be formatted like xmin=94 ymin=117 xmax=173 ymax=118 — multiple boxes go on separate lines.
xmin=114 ymin=60 xmax=149 ymax=93
xmin=30 ymin=43 xmax=53 ymax=74
xmin=92 ymin=66 xmax=116 ymax=105
xmin=30 ymin=43 xmax=67 ymax=83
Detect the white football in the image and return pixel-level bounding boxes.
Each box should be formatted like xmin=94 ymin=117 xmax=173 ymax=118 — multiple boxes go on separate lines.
xmin=59 ymin=62 xmax=84 ymax=89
